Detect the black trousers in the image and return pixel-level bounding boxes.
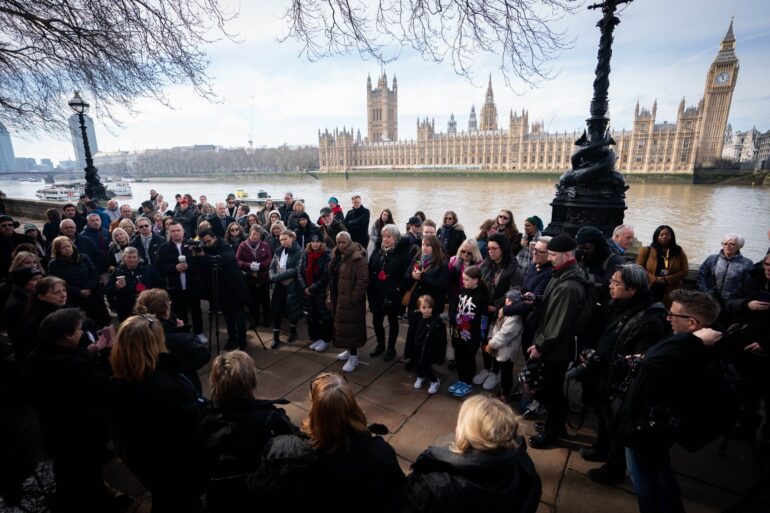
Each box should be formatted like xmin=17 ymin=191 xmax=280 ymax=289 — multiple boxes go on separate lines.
xmin=52 ymin=449 xmax=109 ymax=513
xmin=372 ymin=308 xmax=399 ymax=349
xmin=453 ymin=338 xmax=480 ymax=384
xmin=499 ymin=360 xmax=514 ymax=397
xmin=222 ymin=305 xmax=247 ymax=345
xmin=541 ymin=360 xmax=570 ymax=436
xmin=169 ymin=289 xmax=203 ymax=334
xmin=307 ymin=301 xmax=332 ymax=342
xmin=481 ymin=341 xmax=501 ymax=373
xmin=246 ymin=280 xmax=270 ymax=325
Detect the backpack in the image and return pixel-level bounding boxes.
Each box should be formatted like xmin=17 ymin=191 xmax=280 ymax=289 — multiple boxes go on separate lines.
xmin=674 ymin=358 xmax=743 ymax=452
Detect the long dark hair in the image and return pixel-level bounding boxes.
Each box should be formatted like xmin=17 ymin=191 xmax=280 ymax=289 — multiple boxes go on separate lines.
xmin=374 ymin=208 xmax=394 ymax=233
xmin=650 ymin=225 xmax=681 ymax=256
xmin=486 ymin=232 xmax=513 ymax=267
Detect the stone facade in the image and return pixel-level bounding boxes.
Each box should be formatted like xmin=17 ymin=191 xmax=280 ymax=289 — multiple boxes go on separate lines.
xmin=319 ymin=21 xmax=739 ymax=174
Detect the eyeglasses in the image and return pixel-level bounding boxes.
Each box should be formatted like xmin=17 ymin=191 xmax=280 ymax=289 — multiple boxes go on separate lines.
xmin=444 ymin=217 xmax=454 ymax=221
xmin=665 ymin=309 xmax=697 ymax=322
xmin=137 ymin=225 xmax=150 ymax=229
xmin=460 ymin=250 xmax=471 ymax=255
xmin=721 ymin=242 xmax=737 ymax=247
xmin=531 ymin=249 xmax=547 ymax=255
xmin=498 ymin=215 xmax=509 ymax=220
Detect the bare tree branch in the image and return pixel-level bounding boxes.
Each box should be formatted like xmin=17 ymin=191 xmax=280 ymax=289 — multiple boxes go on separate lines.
xmin=280 ymin=0 xmax=581 ymax=90
xmin=0 ymin=0 xmax=239 ymax=135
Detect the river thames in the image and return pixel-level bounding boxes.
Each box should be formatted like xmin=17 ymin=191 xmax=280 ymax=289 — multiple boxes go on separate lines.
xmin=2 ymin=175 xmax=768 ymax=263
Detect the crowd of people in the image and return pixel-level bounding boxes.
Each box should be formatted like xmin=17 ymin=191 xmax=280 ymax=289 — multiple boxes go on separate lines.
xmin=0 ymin=188 xmax=768 ymax=513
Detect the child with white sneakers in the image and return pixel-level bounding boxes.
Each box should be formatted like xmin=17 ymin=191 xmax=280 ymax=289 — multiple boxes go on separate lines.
xmin=484 ymin=289 xmax=524 ymax=403
xmin=409 ymin=295 xmax=447 ymax=394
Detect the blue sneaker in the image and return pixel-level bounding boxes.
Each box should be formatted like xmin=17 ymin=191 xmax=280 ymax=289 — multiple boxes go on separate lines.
xmin=453 ymin=382 xmax=472 ymax=398
xmin=447 ymin=380 xmax=462 ymax=394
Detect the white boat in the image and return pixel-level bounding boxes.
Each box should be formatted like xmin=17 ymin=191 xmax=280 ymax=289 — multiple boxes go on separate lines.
xmin=108 ymin=181 xmax=133 ymax=197
xmin=35 ymin=185 xmax=84 ymax=201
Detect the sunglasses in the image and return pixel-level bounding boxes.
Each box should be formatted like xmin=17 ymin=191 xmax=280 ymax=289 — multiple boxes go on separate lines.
xmin=460 ymin=250 xmax=471 ymax=255
xmin=498 ymin=215 xmax=509 ymax=220
xmin=138 ymin=225 xmax=150 ymax=228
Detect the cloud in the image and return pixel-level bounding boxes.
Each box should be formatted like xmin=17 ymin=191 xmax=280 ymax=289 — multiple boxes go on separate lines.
xmin=10 ymin=0 xmax=770 ymax=163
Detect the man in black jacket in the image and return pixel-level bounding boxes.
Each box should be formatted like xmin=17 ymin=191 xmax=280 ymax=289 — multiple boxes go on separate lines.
xmin=344 ymin=195 xmax=370 ymax=249
xmin=208 ymin=202 xmax=236 ymax=239
xmin=580 ymin=264 xmax=669 ymax=485
xmin=618 ymin=289 xmax=721 ymax=513
xmin=130 ymin=218 xmax=165 ymax=267
xmin=195 ymin=229 xmax=249 ymax=350
xmin=173 ymin=197 xmax=197 ymax=239
xmin=0 ymin=215 xmax=33 ymax=280
xmin=156 ymin=221 xmax=207 ymax=343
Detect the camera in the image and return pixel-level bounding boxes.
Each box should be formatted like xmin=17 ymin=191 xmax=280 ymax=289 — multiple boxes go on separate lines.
xmin=185 ymin=239 xmax=203 ymax=251
xmin=565 ymin=348 xmax=602 ymax=380
xmin=609 ymin=354 xmax=644 ymax=398
xmin=518 ymin=359 xmax=545 ymax=391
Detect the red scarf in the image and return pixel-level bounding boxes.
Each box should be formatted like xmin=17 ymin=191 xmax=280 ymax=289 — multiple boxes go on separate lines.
xmin=331 ymin=205 xmax=343 ymax=218
xmin=305 ymin=248 xmax=325 ymax=286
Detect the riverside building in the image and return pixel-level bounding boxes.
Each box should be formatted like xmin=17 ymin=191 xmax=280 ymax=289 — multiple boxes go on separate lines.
xmin=319 ymin=20 xmax=739 ymax=176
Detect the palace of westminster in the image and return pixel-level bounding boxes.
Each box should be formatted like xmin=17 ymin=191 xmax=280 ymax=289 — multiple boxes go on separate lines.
xmin=318 ymin=21 xmax=749 ymax=175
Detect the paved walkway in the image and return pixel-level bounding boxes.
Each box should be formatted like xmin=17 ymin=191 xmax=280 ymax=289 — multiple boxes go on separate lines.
xmin=196 ymin=313 xmax=767 ymax=513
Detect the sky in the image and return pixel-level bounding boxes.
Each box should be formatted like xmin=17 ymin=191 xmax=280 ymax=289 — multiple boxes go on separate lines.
xmin=10 ymin=0 xmax=770 ymax=163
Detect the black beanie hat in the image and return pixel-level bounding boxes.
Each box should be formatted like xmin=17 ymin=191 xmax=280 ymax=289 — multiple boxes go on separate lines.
xmin=11 ymin=267 xmax=43 ymax=288
xmin=575 ymin=226 xmax=605 ymax=246
xmin=547 ymin=234 xmax=577 ymax=253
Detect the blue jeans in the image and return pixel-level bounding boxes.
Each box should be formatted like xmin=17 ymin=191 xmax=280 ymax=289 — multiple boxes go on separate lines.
xmin=625 ymin=447 xmax=685 ymax=513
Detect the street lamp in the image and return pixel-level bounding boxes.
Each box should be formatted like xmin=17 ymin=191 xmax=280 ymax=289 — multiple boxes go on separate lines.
xmin=68 ymin=91 xmax=107 ymax=200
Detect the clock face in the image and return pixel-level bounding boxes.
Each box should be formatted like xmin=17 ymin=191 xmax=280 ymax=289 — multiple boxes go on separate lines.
xmin=715 ymin=72 xmax=730 ymax=85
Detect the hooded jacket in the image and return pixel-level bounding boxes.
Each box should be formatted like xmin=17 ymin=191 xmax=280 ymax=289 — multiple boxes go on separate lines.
xmin=534 ymin=262 xmax=594 ymax=362
xmin=367 ymin=237 xmax=412 ymax=313
xmin=403 ymin=441 xmax=542 ymax=513
xmin=328 ymin=241 xmax=369 ymax=349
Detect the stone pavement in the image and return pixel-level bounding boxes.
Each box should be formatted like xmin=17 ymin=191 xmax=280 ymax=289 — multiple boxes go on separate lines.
xmin=190 ymin=312 xmax=767 ymax=513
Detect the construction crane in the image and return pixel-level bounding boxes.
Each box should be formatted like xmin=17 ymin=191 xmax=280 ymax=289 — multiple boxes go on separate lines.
xmin=248 ymin=96 xmax=254 ymax=150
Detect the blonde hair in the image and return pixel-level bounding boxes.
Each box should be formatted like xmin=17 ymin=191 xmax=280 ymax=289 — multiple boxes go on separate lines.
xmin=210 ymin=350 xmax=258 ymax=403
xmin=417 ymin=294 xmax=435 ymax=309
xmin=452 ymin=395 xmax=519 ymax=453
xmin=456 ymin=238 xmax=482 ymax=264
xmin=112 ymin=227 xmax=129 ymax=244
xmin=51 ymin=236 xmax=77 ymax=261
xmin=119 ymin=218 xmax=136 ymax=233
xmin=134 ymin=288 xmax=171 ymax=319
xmin=110 ymin=315 xmax=168 ymax=382
xmin=9 ymin=251 xmax=40 ymax=272
xmin=301 ymin=372 xmax=369 ymax=453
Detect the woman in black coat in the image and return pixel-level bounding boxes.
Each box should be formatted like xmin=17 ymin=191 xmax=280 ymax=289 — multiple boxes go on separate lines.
xmin=268 ymin=230 xmax=303 ymax=348
xmin=200 ymin=350 xmax=297 ymax=513
xmin=403 ymin=234 xmax=449 ymax=366
xmin=437 ymin=210 xmax=467 ymax=259
xmin=48 ymin=236 xmax=111 ymax=327
xmin=110 ymin=315 xmax=210 ymax=513
xmin=105 ymin=247 xmax=162 ymax=321
xmin=297 ymin=233 xmax=332 ymax=352
xmin=24 ymin=308 xmax=115 ymax=513
xmin=249 ymin=372 xmax=405 ymax=513
xmin=403 ymin=395 xmax=541 ymax=513
xmin=368 ymin=225 xmax=412 ymax=361
xmin=475 ymin=233 xmax=523 ymax=389
xmin=135 ymin=288 xmax=210 ymax=394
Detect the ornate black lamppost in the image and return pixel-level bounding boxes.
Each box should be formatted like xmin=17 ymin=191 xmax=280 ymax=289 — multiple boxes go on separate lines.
xmin=68 ymin=91 xmax=108 ymax=200
xmin=544 ymin=0 xmax=632 ymax=237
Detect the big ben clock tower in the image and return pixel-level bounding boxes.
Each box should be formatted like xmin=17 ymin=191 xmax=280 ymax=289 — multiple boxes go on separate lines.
xmin=697 ymin=19 xmax=739 ymax=165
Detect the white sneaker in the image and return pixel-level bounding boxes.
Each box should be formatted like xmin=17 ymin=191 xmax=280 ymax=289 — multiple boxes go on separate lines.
xmin=482 ymin=372 xmax=500 ymax=391
xmin=195 ymin=333 xmax=208 ymax=344
xmin=314 ymin=341 xmax=329 ymax=353
xmin=428 ymin=380 xmax=441 ymax=394
xmin=309 ymin=340 xmax=320 ymax=351
xmin=472 ymin=369 xmax=491 ymax=385
xmin=342 ymin=355 xmax=359 ymax=372
xmin=414 ymin=377 xmax=426 ymax=389
xmin=337 ymin=350 xmax=349 ymax=361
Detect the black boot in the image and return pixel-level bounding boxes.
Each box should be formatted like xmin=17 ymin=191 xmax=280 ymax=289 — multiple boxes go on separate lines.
xmin=370 ymin=342 xmax=385 ymax=358
xmin=288 ymin=325 xmax=297 ymax=343
xmin=383 ymin=344 xmax=397 ymax=361
xmin=271 ymin=329 xmax=281 ymax=349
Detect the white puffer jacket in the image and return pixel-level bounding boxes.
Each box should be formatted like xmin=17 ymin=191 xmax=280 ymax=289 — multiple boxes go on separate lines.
xmin=487 ymin=314 xmax=523 ymax=363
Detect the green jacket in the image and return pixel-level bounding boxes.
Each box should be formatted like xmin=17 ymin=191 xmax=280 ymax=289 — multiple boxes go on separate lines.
xmin=534 ymin=263 xmax=593 ymax=362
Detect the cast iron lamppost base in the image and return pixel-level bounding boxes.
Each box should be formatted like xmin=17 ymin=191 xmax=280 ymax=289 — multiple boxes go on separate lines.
xmin=68 ymin=91 xmax=108 ymax=201
xmin=544 ymin=0 xmax=632 ymax=238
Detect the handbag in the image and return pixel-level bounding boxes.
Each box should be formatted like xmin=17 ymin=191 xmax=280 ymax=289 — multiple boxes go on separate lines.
xmin=401 ymin=281 xmax=418 ymax=307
